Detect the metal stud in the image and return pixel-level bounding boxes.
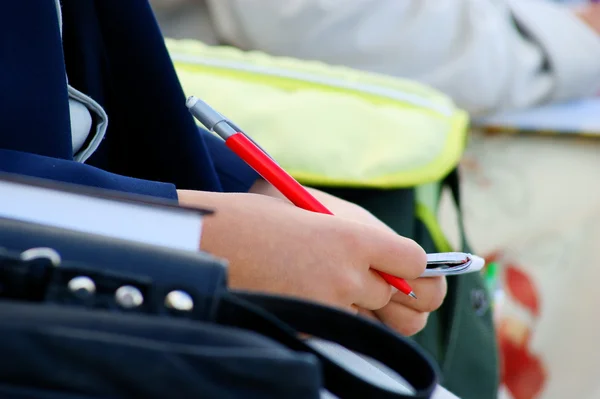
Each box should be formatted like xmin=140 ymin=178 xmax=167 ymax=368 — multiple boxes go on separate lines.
xmin=115 ymin=285 xmax=144 ymax=309
xmin=164 ymin=290 xmax=194 ymax=312
xmin=67 ymin=276 xmax=96 ymax=298
xmin=20 ymin=247 xmax=62 ymax=267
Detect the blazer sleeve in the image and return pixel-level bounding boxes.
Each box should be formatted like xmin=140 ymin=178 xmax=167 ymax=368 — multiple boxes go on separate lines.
xmin=201 ymin=129 xmax=260 ymax=193
xmin=0 ymin=148 xmax=178 ymax=200
xmin=206 ymin=0 xmax=600 ymax=116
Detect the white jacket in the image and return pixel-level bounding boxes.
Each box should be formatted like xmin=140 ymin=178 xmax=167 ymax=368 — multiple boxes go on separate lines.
xmin=206 ymin=0 xmax=600 ymax=115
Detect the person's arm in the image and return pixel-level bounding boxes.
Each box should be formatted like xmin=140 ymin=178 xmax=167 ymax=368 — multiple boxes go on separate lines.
xmin=0 ymin=144 xmax=441 ymax=334
xmin=178 ymin=187 xmax=430 ymax=316
xmin=0 ymin=148 xmax=178 ymax=200
xmin=0 ymin=142 xmax=441 ymax=334
xmin=206 ymin=0 xmax=600 ymax=116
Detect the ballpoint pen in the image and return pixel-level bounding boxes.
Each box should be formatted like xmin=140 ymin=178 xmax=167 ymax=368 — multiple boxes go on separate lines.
xmin=186 ymin=96 xmax=418 ymax=299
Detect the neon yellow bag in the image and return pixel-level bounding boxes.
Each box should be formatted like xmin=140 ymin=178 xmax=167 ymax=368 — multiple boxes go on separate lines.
xmin=167 ymin=39 xmax=469 ymax=192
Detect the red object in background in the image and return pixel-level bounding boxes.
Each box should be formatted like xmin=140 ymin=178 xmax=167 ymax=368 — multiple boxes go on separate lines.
xmin=498 ymin=264 xmax=547 ymax=399
xmin=225 ymin=132 xmax=416 ymax=297
xmin=499 ymin=322 xmax=547 ymax=399
xmin=504 ymin=266 xmax=540 ymax=316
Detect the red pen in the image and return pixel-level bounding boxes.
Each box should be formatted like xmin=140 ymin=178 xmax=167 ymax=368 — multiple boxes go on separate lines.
xmin=186 ymin=96 xmax=417 ymax=299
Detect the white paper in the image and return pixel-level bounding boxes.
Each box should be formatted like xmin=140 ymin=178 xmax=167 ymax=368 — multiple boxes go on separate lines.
xmin=0 ymin=179 xmax=203 ymax=251
xmin=310 ymin=339 xmax=460 ymax=398
xmin=474 ymin=97 xmax=600 ymax=135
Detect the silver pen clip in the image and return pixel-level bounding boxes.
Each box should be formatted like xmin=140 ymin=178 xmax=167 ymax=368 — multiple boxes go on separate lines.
xmin=422 ymin=252 xmax=485 ymax=277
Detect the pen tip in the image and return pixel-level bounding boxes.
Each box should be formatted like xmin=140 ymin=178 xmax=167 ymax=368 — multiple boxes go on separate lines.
xmin=408 ymin=292 xmax=418 ymax=299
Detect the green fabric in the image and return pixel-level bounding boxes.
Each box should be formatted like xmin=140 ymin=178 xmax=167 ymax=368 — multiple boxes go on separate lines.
xmin=167 ymin=39 xmax=469 ymax=189
xmin=320 ymin=184 xmax=499 ymax=399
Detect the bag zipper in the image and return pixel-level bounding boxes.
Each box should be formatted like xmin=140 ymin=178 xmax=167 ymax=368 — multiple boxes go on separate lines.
xmin=170 ymin=53 xmax=454 ymax=117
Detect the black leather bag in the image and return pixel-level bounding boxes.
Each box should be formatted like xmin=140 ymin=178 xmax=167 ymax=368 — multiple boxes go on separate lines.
xmin=0 ymin=217 xmax=439 ymax=398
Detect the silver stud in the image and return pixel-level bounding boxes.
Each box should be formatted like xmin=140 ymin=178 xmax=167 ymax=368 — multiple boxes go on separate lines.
xmin=67 ymin=276 xmax=96 ymax=297
xmin=164 ymin=290 xmax=194 ymax=312
xmin=115 ymin=285 xmax=144 ymax=309
xmin=20 ymin=247 xmax=61 ymax=267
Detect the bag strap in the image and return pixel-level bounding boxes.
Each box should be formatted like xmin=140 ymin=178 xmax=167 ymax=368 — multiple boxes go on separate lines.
xmin=217 ymin=292 xmax=438 ymax=399
xmin=442 ymin=168 xmax=469 ymax=252
xmin=0 ymin=247 xmax=438 ymax=399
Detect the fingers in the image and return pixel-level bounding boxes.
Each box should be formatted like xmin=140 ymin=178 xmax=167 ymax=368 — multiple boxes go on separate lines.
xmin=358 ymin=225 xmax=427 ymax=280
xmin=391 ymin=276 xmax=447 ymax=313
xmin=331 ymin=222 xmax=428 ymax=310
xmin=370 ymin=277 xmax=446 ymax=336
xmin=352 ymin=269 xmax=394 ymax=310
xmin=375 ymin=301 xmax=430 ymax=336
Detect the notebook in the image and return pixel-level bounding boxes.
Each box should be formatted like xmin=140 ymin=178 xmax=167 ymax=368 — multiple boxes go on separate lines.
xmin=474 ymin=97 xmax=600 ymax=138
xmin=0 ymin=173 xmax=210 ymax=252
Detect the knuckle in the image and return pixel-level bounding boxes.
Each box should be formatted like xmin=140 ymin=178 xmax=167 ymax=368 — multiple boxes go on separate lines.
xmin=333 ymin=221 xmax=362 ymax=247
xmin=334 ymin=270 xmax=363 ymax=304
xmin=421 ymin=277 xmax=448 ymax=312
xmin=373 ymin=282 xmax=393 ymax=310
xmin=397 ymin=312 xmax=429 ymax=337
xmin=403 ymin=240 xmax=427 ymax=280
xmin=342 ymin=231 xmax=367 ymax=258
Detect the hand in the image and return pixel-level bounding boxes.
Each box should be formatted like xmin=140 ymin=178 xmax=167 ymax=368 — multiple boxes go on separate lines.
xmin=177 ymin=188 xmax=426 ymax=312
xmin=358 ymin=277 xmax=448 ymax=336
xmin=575 ymin=4 xmax=600 ymax=35
xmin=303 ymin=186 xmax=447 ymax=336
xmin=249 ymin=178 xmax=394 ymax=234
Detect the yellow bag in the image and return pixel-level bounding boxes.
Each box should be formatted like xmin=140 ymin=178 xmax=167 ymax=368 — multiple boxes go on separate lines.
xmin=167 ymin=39 xmax=469 ymax=191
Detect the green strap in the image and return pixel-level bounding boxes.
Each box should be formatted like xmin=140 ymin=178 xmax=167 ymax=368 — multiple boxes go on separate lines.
xmin=415 ymin=169 xmax=468 ymax=253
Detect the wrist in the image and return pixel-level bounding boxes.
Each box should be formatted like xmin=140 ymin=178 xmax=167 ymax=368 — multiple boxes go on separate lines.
xmin=248 ymin=178 xmax=291 ymax=202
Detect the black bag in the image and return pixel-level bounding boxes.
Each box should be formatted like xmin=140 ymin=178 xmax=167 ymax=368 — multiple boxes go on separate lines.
xmin=0 ymin=217 xmax=439 ymax=398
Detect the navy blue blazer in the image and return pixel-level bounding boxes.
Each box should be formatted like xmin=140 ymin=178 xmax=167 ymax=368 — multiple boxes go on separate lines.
xmin=0 ymin=0 xmax=258 ymax=199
